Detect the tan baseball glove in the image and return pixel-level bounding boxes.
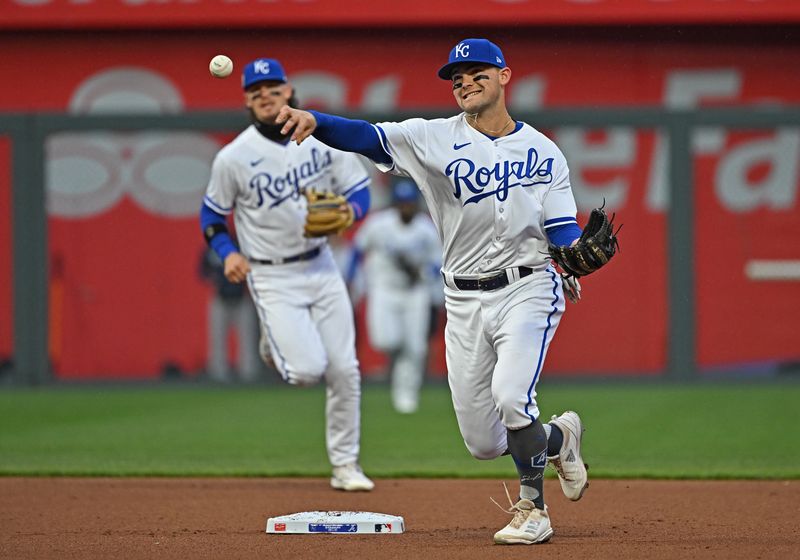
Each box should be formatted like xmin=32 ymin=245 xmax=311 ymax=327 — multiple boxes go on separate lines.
xmin=303 ymin=189 xmax=355 ymax=237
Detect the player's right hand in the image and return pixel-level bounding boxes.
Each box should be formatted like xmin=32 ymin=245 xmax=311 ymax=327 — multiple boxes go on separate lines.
xmin=560 ymin=273 xmax=582 ymax=304
xmin=224 ymin=252 xmax=251 ymax=284
xmin=276 ymin=106 xmax=317 ymax=144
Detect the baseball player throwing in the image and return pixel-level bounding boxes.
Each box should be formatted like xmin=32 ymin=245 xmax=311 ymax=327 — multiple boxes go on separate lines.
xmin=274 ymin=38 xmax=619 ymax=542
xmin=348 ymin=179 xmax=442 ymax=414
xmin=200 ymin=57 xmax=374 ymax=491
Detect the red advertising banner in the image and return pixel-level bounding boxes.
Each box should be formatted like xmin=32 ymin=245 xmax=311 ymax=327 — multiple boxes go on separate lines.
xmin=0 ymin=29 xmax=798 ymax=378
xmin=2 ymin=0 xmax=800 ymax=29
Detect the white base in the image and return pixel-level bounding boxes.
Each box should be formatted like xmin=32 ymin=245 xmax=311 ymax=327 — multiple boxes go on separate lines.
xmin=266 ymin=511 xmax=404 ymax=534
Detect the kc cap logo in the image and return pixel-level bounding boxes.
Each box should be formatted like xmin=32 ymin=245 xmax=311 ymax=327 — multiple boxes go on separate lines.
xmin=438 ymin=38 xmax=506 ymax=80
xmin=242 ymin=58 xmax=288 ymax=90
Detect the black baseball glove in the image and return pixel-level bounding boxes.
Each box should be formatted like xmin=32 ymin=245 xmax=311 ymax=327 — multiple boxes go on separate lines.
xmin=548 ymin=206 xmax=620 ymax=277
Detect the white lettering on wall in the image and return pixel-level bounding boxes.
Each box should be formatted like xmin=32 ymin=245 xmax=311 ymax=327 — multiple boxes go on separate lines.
xmin=290 ymin=72 xmax=347 ymax=109
xmin=44 ymin=63 xmax=800 ymax=218
xmin=555 ymin=127 xmax=635 ymax=211
xmin=716 ymin=130 xmax=799 ymax=211
xmin=509 ymin=75 xmax=546 ymax=111
xmin=646 ymin=69 xmax=742 ymax=211
xmin=47 ymin=68 xmax=219 ymax=218
xmin=361 ymin=76 xmax=400 ymax=112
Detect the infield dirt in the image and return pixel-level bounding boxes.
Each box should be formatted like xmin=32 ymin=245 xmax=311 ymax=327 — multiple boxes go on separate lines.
xmin=1 ymin=478 xmax=797 ymax=559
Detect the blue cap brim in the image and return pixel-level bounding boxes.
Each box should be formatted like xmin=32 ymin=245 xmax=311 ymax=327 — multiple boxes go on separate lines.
xmin=242 ymin=77 xmax=287 ymax=90
xmin=437 ymin=59 xmax=504 ymax=80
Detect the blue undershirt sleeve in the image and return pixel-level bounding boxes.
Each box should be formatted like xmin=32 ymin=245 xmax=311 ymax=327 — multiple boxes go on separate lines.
xmin=546 ymin=222 xmax=583 ymax=247
xmin=346 ymin=187 xmax=371 ymax=222
xmin=309 ymin=110 xmax=392 ymax=165
xmin=200 ymin=203 xmax=239 ymax=261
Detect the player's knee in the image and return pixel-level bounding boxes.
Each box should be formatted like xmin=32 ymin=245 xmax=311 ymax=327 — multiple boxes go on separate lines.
xmin=465 ymin=442 xmax=505 ymax=460
xmin=492 ymin=387 xmax=531 ymax=428
xmin=371 ymin=338 xmax=397 ymax=354
xmin=463 ymin=437 xmax=505 ymax=460
xmin=287 ymin=374 xmax=320 ymax=387
xmin=286 ymin=358 xmax=328 ymax=386
xmin=368 ymin=327 xmax=399 ymax=352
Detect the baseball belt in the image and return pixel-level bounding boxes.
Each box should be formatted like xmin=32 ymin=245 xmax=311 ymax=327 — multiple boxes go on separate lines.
xmin=447 ymin=266 xmax=533 ymax=291
xmin=249 ymin=247 xmax=321 ymax=265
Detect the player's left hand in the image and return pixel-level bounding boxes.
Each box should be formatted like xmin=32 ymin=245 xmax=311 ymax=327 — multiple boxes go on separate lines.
xmin=223 ymin=252 xmax=251 ymax=284
xmin=548 ymin=205 xmax=620 ymax=277
xmin=561 ymin=273 xmax=581 ymax=304
xmin=276 ymin=106 xmax=317 ymax=144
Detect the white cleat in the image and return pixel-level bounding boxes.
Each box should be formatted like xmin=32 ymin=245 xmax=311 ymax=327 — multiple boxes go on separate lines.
xmin=548 ymin=410 xmax=589 ymax=501
xmin=493 ymin=499 xmax=554 ymax=545
xmin=330 ymin=463 xmax=375 ymax=492
xmin=392 ymin=394 xmax=419 ymax=414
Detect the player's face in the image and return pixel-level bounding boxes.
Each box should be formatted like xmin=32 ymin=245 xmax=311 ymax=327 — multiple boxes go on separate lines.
xmin=396 ymin=200 xmax=418 ymax=222
xmin=450 ymin=64 xmax=510 ymax=113
xmin=245 ymin=80 xmax=292 ymax=124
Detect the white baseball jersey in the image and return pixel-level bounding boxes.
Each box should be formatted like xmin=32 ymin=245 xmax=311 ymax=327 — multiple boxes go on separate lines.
xmin=353 ymin=207 xmax=441 ymax=414
xmin=367 ymin=112 xmax=575 ymax=451
xmin=204 ymin=125 xmax=369 ymax=260
xmin=354 ymin=208 xmax=441 ymax=292
xmin=372 ymin=113 xmax=577 ymax=276
xmin=203 ymin=124 xmax=370 ymax=468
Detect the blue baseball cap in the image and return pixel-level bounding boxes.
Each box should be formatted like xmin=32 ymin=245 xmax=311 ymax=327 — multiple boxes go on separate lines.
xmin=437 ymin=38 xmax=506 ymax=80
xmin=392 ymin=180 xmax=420 ymax=203
xmin=242 ymin=58 xmax=288 ymax=90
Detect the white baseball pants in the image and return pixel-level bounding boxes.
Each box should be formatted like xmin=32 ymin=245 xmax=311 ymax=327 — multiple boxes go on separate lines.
xmin=444 ymin=267 xmax=565 ymax=460
xmin=367 ymin=283 xmax=431 ymax=412
xmin=247 ymin=247 xmax=362 ymax=467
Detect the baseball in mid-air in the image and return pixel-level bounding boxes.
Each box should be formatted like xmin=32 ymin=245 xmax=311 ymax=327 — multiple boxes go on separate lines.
xmin=209 ymin=55 xmax=233 ymax=78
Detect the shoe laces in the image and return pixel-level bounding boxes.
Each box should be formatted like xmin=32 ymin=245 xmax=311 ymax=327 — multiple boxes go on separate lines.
xmin=490 ymin=482 xmax=531 ymax=528
xmin=550 ymin=456 xmax=568 ymax=480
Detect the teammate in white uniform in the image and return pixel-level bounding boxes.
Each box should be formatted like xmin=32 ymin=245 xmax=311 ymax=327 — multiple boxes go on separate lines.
xmin=200 ymin=58 xmax=374 ymax=491
xmin=275 ymin=38 xmax=589 ymax=541
xmin=348 ymin=179 xmax=442 ymax=414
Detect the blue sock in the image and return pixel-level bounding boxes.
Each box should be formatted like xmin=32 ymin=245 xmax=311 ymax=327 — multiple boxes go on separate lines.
xmin=547 ymin=423 xmax=564 ymax=456
xmin=507 ymin=420 xmax=547 ymax=510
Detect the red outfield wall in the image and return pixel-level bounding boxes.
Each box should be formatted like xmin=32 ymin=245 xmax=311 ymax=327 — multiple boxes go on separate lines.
xmin=0 ymin=28 xmax=798 ymax=378
xmin=4 ymin=0 xmax=800 ymax=28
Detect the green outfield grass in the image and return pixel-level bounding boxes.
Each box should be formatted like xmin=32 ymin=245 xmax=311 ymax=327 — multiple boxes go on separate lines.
xmin=0 ymin=383 xmax=798 ymax=478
